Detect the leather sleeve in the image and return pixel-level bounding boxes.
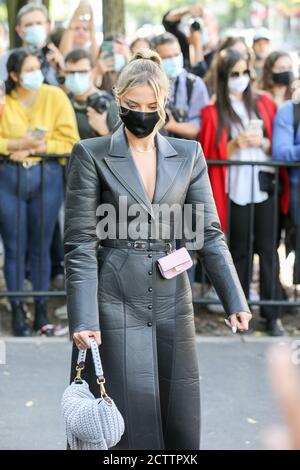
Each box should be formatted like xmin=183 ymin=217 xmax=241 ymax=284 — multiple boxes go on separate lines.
xmin=64 ymin=142 xmax=100 ymax=335
xmin=185 ymin=141 xmax=250 ymax=316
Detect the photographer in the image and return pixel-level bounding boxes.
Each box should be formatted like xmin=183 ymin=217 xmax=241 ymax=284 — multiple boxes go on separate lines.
xmin=152 ymin=33 xmax=209 ymax=140
xmin=64 ymin=49 xmax=118 ymax=139
xmin=162 ymin=5 xmax=219 ymax=78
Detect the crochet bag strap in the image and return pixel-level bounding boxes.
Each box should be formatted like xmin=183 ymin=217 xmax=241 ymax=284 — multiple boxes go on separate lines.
xmin=75 ymin=338 xmax=107 ymax=397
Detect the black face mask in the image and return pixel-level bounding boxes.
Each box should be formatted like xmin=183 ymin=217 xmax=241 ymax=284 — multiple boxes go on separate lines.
xmin=119 ymin=106 xmax=160 ymax=138
xmin=272 ymin=71 xmax=293 ymax=86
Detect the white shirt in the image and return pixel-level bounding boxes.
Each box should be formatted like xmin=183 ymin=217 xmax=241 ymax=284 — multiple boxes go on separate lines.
xmin=227 ymin=95 xmax=273 ymax=206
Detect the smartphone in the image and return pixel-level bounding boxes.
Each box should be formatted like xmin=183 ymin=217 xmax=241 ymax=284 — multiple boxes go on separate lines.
xmin=31 ymin=127 xmax=48 ymax=138
xmin=101 ymin=40 xmax=114 ymax=58
xmin=247 ymin=119 xmax=263 ymax=134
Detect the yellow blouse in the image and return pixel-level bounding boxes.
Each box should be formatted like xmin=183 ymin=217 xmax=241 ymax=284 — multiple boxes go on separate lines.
xmin=0 ymin=84 xmax=80 ymax=163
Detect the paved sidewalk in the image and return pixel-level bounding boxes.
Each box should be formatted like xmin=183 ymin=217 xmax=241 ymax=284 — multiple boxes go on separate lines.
xmin=0 ymin=336 xmax=293 ymax=450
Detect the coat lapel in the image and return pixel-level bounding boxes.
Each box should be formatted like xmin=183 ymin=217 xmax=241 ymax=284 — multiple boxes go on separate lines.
xmin=104 ymin=125 xmax=186 ymax=216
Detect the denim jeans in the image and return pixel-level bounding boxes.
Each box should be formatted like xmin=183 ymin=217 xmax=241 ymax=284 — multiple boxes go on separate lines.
xmin=0 ymin=161 xmax=64 ymax=301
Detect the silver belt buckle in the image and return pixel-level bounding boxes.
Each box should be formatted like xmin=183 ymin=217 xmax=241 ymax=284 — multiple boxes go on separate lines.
xmin=166 ymin=242 xmax=174 ymax=253
xmin=133 ymin=240 xmax=148 ymax=251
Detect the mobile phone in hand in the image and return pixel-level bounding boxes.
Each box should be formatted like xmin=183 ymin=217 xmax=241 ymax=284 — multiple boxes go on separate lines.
xmin=31 ymin=127 xmax=48 ymax=138
xmin=101 ymin=40 xmax=114 ymax=59
xmin=247 ymin=119 xmax=263 ymax=134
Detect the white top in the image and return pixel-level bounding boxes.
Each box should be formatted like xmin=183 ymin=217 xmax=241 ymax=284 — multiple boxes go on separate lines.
xmin=227 ymin=95 xmax=273 ymax=206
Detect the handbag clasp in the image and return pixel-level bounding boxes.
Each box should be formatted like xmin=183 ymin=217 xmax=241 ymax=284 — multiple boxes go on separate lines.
xmin=75 ymin=363 xmax=85 ymax=383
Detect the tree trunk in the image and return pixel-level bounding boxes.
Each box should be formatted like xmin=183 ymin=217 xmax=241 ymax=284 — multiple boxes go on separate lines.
xmin=6 ymin=0 xmax=27 ymax=49
xmin=102 ymin=0 xmax=125 ymax=37
xmin=42 ymin=0 xmax=50 ymax=10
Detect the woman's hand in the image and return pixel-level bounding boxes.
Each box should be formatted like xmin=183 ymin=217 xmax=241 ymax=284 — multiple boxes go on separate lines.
xmin=19 ymin=134 xmax=46 ymax=151
xmin=96 ymin=52 xmax=115 ymax=76
xmin=69 ymin=3 xmax=88 ymax=29
xmin=9 ymin=150 xmax=30 ymax=162
xmin=226 ymin=311 xmax=252 ymax=333
xmin=246 ymin=131 xmax=264 ymax=148
xmin=45 ymin=42 xmax=65 ymax=71
xmin=235 ymin=132 xmax=252 ymax=149
xmin=73 ymin=330 xmax=101 ymax=350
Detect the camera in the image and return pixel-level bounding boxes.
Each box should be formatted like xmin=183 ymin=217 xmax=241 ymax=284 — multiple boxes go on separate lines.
xmin=86 ymin=92 xmax=110 ymax=114
xmin=189 ymin=17 xmax=204 ymax=33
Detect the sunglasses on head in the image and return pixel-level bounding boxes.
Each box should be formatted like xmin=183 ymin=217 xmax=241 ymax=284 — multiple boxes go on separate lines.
xmin=230 ymin=69 xmax=250 ymax=78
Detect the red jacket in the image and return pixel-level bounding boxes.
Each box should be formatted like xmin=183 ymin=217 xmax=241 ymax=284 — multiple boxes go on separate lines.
xmin=199 ymin=93 xmax=290 ymax=232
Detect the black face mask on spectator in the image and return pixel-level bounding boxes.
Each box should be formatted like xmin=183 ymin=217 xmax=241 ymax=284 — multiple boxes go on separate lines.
xmin=119 ymin=106 xmax=160 ymax=138
xmin=272 ymin=71 xmax=293 ymax=86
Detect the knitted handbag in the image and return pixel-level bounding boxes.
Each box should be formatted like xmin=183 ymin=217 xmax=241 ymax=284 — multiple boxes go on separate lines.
xmin=61 ymin=338 xmax=125 ymax=450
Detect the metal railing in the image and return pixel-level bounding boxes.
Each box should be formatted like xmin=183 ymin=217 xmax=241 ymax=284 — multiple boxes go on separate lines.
xmin=0 ymin=153 xmax=70 ymax=299
xmin=194 ymin=159 xmax=300 ymax=308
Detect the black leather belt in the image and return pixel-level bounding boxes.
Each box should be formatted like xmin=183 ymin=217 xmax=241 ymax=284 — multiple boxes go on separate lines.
xmin=100 ymin=239 xmax=176 ymax=252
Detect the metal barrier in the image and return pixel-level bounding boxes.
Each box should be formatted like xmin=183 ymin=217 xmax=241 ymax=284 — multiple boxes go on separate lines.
xmin=0 ymin=155 xmax=300 ymax=310
xmin=194 ymin=159 xmax=300 ymax=308
xmin=0 ymin=153 xmax=69 ymax=299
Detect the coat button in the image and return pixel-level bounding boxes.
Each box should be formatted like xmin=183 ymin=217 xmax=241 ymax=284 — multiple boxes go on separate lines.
xmin=148 ymin=270 xmax=152 ymax=275
xmin=148 ymin=305 xmax=153 ymax=310
xmin=148 ymin=287 xmax=153 ymax=292
xmin=148 ymin=253 xmax=152 ymax=258
xmin=147 ymin=321 xmax=152 ymax=327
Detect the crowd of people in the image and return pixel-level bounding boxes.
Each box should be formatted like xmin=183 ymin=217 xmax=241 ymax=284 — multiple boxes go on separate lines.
xmin=0 ymin=1 xmax=299 ymax=338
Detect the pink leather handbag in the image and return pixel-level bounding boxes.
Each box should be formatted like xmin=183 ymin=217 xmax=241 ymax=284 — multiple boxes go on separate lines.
xmin=157 ymin=247 xmax=193 ymax=279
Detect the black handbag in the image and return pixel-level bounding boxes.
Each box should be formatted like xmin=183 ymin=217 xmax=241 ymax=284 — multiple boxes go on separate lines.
xmin=258 ymin=171 xmax=282 ymax=195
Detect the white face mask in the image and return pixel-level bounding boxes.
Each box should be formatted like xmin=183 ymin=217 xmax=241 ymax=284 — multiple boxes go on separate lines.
xmin=228 ymin=75 xmax=250 ymax=94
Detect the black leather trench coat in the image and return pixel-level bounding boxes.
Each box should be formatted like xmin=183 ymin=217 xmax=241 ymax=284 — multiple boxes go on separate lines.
xmin=64 ymin=124 xmax=250 ymax=450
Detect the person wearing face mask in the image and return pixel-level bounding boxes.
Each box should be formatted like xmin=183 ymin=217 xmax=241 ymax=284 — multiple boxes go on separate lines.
xmin=162 ymin=5 xmax=219 ymax=78
xmin=200 ymin=48 xmax=290 ymax=336
xmin=0 ymin=2 xmax=63 ymax=86
xmin=261 ymin=51 xmax=293 ymax=108
xmin=64 ymin=49 xmax=118 ymax=140
xmin=64 ymin=48 xmax=251 ymax=450
xmin=0 ymin=48 xmax=79 ymax=337
xmin=152 ymin=33 xmax=209 ymax=141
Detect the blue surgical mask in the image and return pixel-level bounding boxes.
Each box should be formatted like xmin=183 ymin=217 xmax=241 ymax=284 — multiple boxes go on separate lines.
xmin=24 ymin=25 xmax=47 ymax=48
xmin=65 ymin=73 xmax=91 ymax=96
xmin=114 ymin=54 xmax=126 ymax=73
xmin=162 ymin=54 xmax=184 ymax=79
xmin=21 ymin=69 xmax=44 ymax=90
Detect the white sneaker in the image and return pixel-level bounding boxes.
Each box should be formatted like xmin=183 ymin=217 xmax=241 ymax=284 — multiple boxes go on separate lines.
xmin=54 ymin=304 xmax=67 ymax=320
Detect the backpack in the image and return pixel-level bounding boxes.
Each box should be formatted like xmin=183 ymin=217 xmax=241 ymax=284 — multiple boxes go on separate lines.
xmin=293 ymin=101 xmax=300 ymax=141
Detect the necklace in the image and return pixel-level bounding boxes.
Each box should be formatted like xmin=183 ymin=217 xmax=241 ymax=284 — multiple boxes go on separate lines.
xmin=130 ymin=144 xmax=156 ymax=153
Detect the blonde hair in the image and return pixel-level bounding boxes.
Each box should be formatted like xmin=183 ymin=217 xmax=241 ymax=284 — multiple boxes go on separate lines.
xmin=113 ymin=48 xmax=169 ymax=134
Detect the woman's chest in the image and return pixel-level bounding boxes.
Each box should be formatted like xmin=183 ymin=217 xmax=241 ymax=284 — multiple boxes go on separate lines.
xmin=131 ymin=152 xmax=157 ymax=202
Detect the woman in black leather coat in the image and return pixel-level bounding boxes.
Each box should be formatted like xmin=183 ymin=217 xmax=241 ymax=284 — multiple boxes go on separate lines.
xmin=64 ymin=48 xmax=252 ymax=450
